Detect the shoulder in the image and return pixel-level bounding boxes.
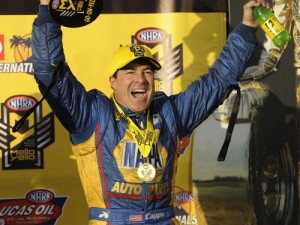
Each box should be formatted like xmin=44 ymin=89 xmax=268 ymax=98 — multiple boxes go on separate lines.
xmin=153 ymin=91 xmax=168 ymax=100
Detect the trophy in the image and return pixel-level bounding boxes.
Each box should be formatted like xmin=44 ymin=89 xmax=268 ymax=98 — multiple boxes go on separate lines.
xmin=49 ymin=0 xmax=103 ymax=27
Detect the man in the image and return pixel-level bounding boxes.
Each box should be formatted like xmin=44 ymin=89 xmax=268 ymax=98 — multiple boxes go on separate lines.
xmin=32 ymin=0 xmax=270 ymax=224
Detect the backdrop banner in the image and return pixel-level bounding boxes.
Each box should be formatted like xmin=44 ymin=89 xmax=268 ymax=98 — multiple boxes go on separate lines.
xmin=0 ymin=5 xmax=227 ymax=225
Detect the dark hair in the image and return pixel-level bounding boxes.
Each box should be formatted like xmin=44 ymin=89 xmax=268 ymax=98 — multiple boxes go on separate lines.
xmin=112 ymin=71 xmax=118 ymax=78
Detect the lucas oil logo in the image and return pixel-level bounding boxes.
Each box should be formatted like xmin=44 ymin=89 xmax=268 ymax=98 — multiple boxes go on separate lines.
xmin=0 ymin=95 xmax=55 ymax=170
xmin=0 ymin=33 xmax=33 ymax=75
xmin=0 ymin=189 xmax=67 ymax=225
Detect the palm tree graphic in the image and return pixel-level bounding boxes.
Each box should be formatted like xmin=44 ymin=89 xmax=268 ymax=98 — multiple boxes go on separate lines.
xmin=9 ymin=34 xmax=32 ymax=63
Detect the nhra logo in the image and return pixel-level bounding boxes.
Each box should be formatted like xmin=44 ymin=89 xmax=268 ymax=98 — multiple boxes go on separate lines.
xmin=26 ymin=189 xmax=55 ymax=203
xmin=174 ymin=191 xmax=194 ymax=204
xmin=0 ymin=33 xmax=33 ymax=75
xmin=5 ymin=96 xmax=36 ymax=112
xmin=0 ymin=189 xmax=67 ymax=225
xmin=174 ymin=190 xmax=197 ymax=224
xmin=135 ymin=28 xmax=167 ymax=44
xmin=0 ymin=95 xmax=55 ymax=170
xmin=132 ymin=27 xmax=183 ymax=95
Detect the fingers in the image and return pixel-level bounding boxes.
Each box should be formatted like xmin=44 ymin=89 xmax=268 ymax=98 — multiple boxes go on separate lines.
xmin=242 ymin=0 xmax=273 ymax=27
xmin=259 ymin=0 xmax=272 ymax=10
xmin=40 ymin=0 xmax=50 ymax=5
xmin=246 ymin=0 xmax=272 ymax=10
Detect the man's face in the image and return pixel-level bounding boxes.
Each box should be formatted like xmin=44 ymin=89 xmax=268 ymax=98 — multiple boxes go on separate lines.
xmin=109 ymin=61 xmax=155 ymax=113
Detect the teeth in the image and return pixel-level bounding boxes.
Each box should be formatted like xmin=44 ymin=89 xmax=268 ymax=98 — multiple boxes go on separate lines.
xmin=132 ymin=91 xmax=145 ymax=97
xmin=132 ymin=90 xmax=145 ymax=93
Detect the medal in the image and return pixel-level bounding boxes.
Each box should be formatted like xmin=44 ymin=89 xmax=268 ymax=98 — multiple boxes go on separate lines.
xmin=111 ymin=94 xmax=155 ymax=158
xmin=137 ymin=162 xmax=156 ymax=182
xmin=111 ymin=94 xmax=157 ymax=182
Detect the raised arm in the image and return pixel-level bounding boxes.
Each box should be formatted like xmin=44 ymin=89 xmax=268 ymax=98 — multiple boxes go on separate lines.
xmin=31 ymin=0 xmax=98 ymax=134
xmin=172 ymin=0 xmax=271 ymax=136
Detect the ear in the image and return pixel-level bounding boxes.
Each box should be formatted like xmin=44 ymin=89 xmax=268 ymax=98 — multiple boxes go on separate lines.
xmin=109 ymin=76 xmax=117 ymax=90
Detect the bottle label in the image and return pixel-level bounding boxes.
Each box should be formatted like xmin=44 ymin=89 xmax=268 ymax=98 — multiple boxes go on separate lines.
xmin=261 ymin=16 xmax=284 ymax=40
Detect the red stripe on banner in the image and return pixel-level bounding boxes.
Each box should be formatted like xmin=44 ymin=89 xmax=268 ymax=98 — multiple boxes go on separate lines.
xmin=0 ymin=35 xmax=5 ymax=60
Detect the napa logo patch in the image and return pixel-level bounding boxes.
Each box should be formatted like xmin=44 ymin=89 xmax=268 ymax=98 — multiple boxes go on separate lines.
xmin=0 ymin=95 xmax=55 ymax=170
xmin=114 ymin=131 xmax=167 ymax=183
xmin=0 ymin=33 xmax=33 ymax=75
xmin=122 ymin=142 xmax=163 ymax=169
xmin=0 ymin=189 xmax=67 ymax=225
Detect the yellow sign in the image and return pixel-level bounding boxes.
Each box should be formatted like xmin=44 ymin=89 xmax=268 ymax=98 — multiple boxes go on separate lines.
xmin=0 ymin=12 xmax=226 ymax=225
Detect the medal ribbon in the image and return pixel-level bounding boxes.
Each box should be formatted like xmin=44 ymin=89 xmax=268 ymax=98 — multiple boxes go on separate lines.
xmin=111 ymin=94 xmax=155 ymax=158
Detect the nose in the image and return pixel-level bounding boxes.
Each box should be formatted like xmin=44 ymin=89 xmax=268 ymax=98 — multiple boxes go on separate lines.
xmin=134 ymin=71 xmax=147 ymax=83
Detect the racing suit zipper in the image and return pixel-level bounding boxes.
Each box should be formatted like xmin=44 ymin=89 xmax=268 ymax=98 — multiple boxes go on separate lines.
xmin=144 ymin=182 xmax=148 ymax=210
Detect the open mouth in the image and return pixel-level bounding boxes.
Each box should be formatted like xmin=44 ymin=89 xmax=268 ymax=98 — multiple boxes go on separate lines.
xmin=131 ymin=89 xmax=147 ymax=98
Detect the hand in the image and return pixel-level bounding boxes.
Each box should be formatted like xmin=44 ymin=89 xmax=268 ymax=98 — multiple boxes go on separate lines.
xmin=40 ymin=0 xmax=50 ymax=5
xmin=242 ymin=0 xmax=272 ymax=27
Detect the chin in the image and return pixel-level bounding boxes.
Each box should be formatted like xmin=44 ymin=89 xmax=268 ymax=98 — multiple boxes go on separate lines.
xmin=131 ymin=105 xmax=148 ymax=113
xmin=130 ymin=102 xmax=149 ymax=112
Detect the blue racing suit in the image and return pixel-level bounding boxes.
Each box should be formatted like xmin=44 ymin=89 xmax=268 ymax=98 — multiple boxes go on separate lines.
xmin=31 ymin=5 xmax=257 ymax=225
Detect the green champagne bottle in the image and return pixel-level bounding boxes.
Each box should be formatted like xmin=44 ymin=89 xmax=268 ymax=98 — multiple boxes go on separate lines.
xmin=252 ymin=5 xmax=291 ymax=48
